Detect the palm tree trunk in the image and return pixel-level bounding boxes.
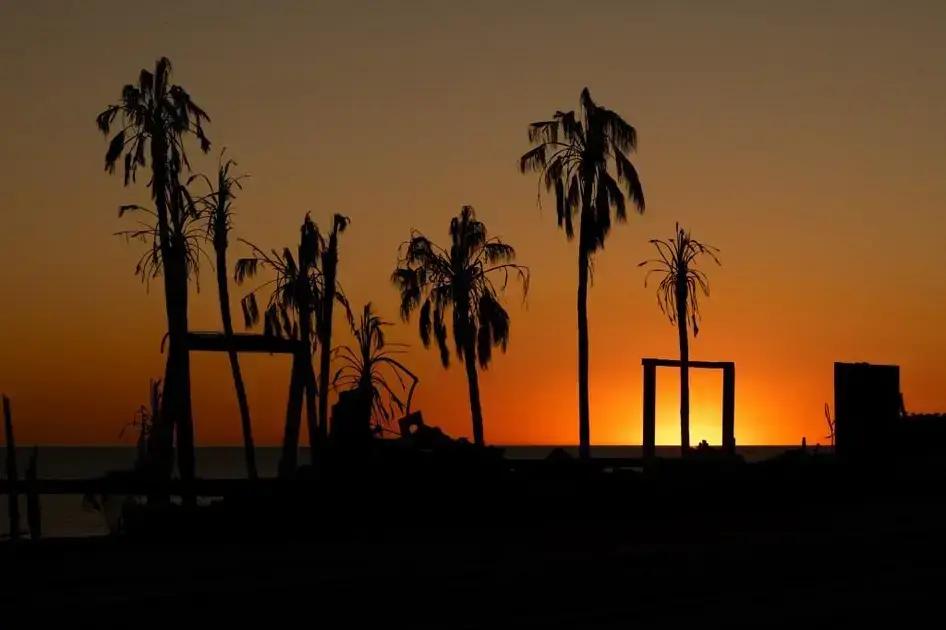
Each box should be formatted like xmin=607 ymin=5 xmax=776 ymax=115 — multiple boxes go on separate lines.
xmin=577 ymin=246 xmax=591 ymax=460
xmin=300 ymin=311 xmax=319 ymax=462
xmin=280 ymin=352 xmax=304 ymax=478
xmin=303 ymin=352 xmax=319 ymax=455
xmin=149 ymin=133 xmax=195 ymax=503
xmin=164 ymin=255 xmax=195 ymax=500
xmin=215 ymin=245 xmax=257 ymax=480
xmin=318 ymin=226 xmax=341 ymax=447
xmin=317 ymin=296 xmax=335 ymax=446
xmin=676 ymin=285 xmax=690 ymax=455
xmin=462 ymin=336 xmax=485 ymax=447
xmin=149 ymin=141 xmax=176 ymax=486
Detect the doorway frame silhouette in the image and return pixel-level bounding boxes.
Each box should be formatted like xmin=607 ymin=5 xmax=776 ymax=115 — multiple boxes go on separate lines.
xmin=641 ymin=358 xmax=735 ymax=458
xmin=185 ymin=331 xmax=306 ymax=452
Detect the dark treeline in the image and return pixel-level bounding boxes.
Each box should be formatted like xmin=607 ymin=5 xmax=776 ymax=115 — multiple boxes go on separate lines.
xmin=96 ymin=57 xmax=720 ymax=482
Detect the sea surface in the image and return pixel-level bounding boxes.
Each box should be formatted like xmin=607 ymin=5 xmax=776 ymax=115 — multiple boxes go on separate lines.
xmin=1 ymin=445 xmax=796 ymax=538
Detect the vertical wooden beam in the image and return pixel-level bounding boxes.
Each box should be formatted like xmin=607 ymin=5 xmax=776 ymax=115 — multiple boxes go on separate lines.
xmin=3 ymin=395 xmax=20 ymax=541
xmin=722 ymin=364 xmax=736 ymax=455
xmin=26 ymin=447 xmax=41 ymax=540
xmin=642 ymin=362 xmax=657 ymax=460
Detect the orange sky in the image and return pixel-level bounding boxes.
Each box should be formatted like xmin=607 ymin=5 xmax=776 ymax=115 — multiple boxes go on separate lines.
xmin=1 ymin=1 xmax=945 ymax=447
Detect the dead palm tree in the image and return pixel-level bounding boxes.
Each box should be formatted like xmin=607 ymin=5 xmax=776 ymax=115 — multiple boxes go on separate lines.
xmin=519 ymin=88 xmax=645 ymax=459
xmin=640 ymin=224 xmax=720 ymax=455
xmin=393 ymin=206 xmax=528 ymax=446
xmin=191 ymin=153 xmax=257 ymax=479
xmin=333 ymin=303 xmax=419 ymax=433
xmin=97 ymin=57 xmax=211 ymax=487
xmin=316 ymin=214 xmax=350 ymax=443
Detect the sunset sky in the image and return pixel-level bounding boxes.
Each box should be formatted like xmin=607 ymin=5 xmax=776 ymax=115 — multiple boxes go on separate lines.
xmin=1 ymin=1 xmax=945 ymax=447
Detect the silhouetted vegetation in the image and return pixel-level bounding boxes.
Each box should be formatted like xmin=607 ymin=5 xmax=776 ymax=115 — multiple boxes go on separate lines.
xmin=97 ymin=57 xmax=212 ymax=494
xmin=317 ymin=214 xmax=350 ymax=445
xmin=333 ymin=303 xmax=419 ymax=434
xmin=120 ymin=379 xmax=162 ymax=472
xmin=393 ymin=206 xmax=528 ymax=446
xmin=640 ymin=224 xmax=720 ymax=454
xmin=824 ymin=403 xmax=836 ymax=447
xmin=520 ymin=88 xmax=645 ymax=459
xmin=191 ymin=153 xmax=257 ymax=479
xmin=236 ymin=215 xmax=350 ymax=474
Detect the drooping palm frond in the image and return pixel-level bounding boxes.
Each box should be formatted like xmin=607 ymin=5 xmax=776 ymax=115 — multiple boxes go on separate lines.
xmin=188 ymin=148 xmax=248 ymax=252
xmin=234 ymin=213 xmax=349 ymax=344
xmin=639 ymin=223 xmax=721 ymax=337
xmin=824 ymin=403 xmax=836 ymax=446
xmin=333 ymin=303 xmax=419 ymax=428
xmin=98 ymin=57 xmax=213 ymax=287
xmin=97 ymin=57 xmax=210 ymax=193
xmin=392 ymin=205 xmax=529 ymax=369
xmin=113 ymin=184 xmax=209 ymax=289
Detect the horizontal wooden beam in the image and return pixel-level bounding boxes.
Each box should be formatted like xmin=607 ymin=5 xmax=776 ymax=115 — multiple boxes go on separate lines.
xmin=0 ymin=478 xmax=281 ymax=496
xmin=186 ymin=332 xmax=304 ymax=355
xmin=642 ymin=358 xmax=734 ymax=370
xmin=0 ymin=458 xmax=653 ymax=495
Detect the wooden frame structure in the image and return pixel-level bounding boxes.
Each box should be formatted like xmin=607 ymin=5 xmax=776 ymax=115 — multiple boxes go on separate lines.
xmin=641 ymin=358 xmax=735 ymax=458
xmin=186 ymin=331 xmax=308 ymax=471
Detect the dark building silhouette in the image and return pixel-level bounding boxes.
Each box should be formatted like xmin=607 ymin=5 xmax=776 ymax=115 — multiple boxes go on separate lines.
xmin=834 ymin=362 xmax=900 ymax=459
xmin=835 ymin=362 xmax=946 ymax=460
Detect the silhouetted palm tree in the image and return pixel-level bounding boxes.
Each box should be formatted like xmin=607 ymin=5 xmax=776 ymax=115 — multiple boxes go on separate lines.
xmin=236 ymin=216 xmax=320 ymax=475
xmin=393 ymin=206 xmax=528 ymax=446
xmin=824 ymin=403 xmax=836 ymax=448
xmin=519 ymin=88 xmax=645 ymax=459
xmin=191 ymin=153 xmax=257 ymax=479
xmin=640 ymin=224 xmax=720 ymax=454
xmin=316 ymin=214 xmax=350 ymax=443
xmin=97 ymin=57 xmax=212 ymax=487
xmin=120 ymin=379 xmax=162 ymax=472
xmin=236 ymin=215 xmax=349 ymax=474
xmin=334 ymin=303 xmax=418 ymax=433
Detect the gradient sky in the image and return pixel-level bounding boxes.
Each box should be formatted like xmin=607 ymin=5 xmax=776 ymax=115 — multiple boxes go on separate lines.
xmin=1 ymin=0 xmax=945 ymax=447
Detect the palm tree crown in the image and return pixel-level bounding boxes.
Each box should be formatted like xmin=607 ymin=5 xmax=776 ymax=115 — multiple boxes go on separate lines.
xmin=393 ymin=206 xmax=529 ymax=369
xmin=519 ymin=87 xmax=644 ymax=252
xmin=333 ymin=303 xmax=418 ymax=430
xmin=97 ymin=57 xmax=211 ymax=226
xmin=235 ymin=214 xmax=324 ymax=339
xmin=640 ymin=223 xmax=720 ymax=337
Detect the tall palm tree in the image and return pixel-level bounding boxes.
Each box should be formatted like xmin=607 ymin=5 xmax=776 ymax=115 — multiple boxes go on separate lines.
xmin=393 ymin=206 xmax=528 ymax=446
xmin=333 ymin=303 xmax=419 ymax=433
xmin=519 ymin=88 xmax=645 ymax=459
xmin=316 ymin=214 xmax=349 ymax=443
xmin=191 ymin=153 xmax=257 ymax=479
xmin=640 ymin=223 xmax=720 ymax=454
xmin=97 ymin=57 xmax=211 ymax=486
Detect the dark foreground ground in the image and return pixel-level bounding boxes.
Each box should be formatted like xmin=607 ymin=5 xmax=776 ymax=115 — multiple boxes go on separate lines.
xmin=2 ymin=457 xmax=945 ymax=626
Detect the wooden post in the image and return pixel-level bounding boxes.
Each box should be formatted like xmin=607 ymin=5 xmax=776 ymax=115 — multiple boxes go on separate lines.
xmin=26 ymin=447 xmax=41 ymax=540
xmin=642 ymin=361 xmax=657 ymax=460
xmin=3 ymin=395 xmax=20 ymax=541
xmin=722 ymin=364 xmax=735 ymax=455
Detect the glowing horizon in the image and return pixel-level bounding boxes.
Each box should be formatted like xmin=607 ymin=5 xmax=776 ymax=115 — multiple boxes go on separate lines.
xmin=1 ymin=1 xmax=945 ymax=448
